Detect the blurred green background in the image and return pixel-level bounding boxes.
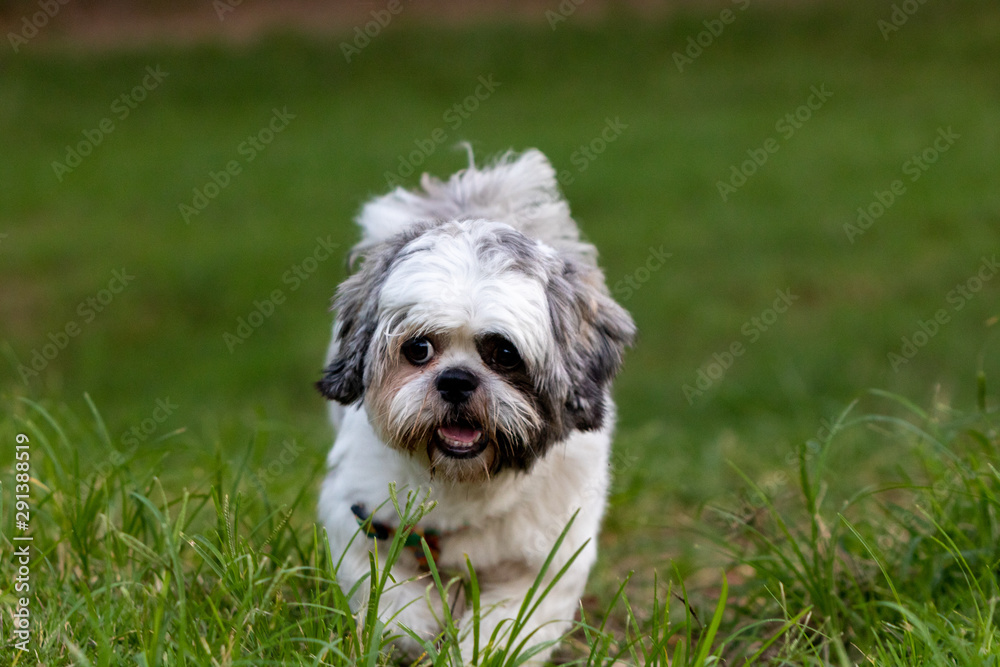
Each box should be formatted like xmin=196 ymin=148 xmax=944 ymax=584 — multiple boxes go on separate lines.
xmin=1 ymin=0 xmax=998 ymax=569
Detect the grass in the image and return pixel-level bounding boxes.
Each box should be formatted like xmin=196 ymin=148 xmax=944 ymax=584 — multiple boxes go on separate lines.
xmin=714 ymin=384 xmax=1000 ymax=664
xmin=1 ymin=0 xmax=999 ymax=663
xmin=1 ymin=378 xmax=996 ymax=663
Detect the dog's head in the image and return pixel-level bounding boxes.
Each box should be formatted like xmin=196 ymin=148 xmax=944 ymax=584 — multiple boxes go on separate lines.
xmin=317 ymin=149 xmax=634 ymax=483
xmin=318 ymin=219 xmax=633 ymax=483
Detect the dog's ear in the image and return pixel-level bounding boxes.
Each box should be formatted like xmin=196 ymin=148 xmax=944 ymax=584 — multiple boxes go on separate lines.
xmin=546 ymin=257 xmax=636 ymax=432
xmin=316 ymin=273 xmax=375 ymax=404
xmin=316 ymin=233 xmax=414 ymax=404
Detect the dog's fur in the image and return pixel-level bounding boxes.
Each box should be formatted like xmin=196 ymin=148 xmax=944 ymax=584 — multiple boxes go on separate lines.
xmin=317 ymin=148 xmax=634 ymax=662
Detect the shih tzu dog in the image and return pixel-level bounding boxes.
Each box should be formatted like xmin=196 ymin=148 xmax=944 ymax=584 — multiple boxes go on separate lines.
xmin=316 ymin=148 xmax=634 ymax=663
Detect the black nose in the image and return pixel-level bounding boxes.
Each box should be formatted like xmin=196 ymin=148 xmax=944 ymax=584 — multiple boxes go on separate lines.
xmin=436 ymin=368 xmax=479 ymax=404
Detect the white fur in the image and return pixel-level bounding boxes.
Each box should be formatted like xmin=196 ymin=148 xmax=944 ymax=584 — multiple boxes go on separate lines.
xmin=318 ymin=406 xmax=612 ymax=662
xmin=377 ymin=220 xmax=556 ymax=374
xmin=319 ymin=149 xmax=625 ymax=664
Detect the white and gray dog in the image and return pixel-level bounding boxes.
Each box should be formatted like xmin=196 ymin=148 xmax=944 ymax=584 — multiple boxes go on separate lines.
xmin=317 ymin=148 xmax=634 ymax=662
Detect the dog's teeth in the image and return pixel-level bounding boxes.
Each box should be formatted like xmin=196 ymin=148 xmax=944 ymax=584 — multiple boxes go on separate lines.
xmin=440 ymin=435 xmax=466 ymax=448
xmin=436 ymin=427 xmax=481 ymax=449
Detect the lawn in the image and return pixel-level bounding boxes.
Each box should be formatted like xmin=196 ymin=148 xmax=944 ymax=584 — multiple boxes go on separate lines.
xmin=1 ymin=1 xmax=998 ymax=663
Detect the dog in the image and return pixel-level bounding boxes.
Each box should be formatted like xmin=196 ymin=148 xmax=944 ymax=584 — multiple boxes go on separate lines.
xmin=316 ymin=148 xmax=634 ymax=663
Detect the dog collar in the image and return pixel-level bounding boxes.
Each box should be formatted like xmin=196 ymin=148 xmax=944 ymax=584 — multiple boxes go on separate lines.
xmin=350 ymin=503 xmax=444 ymax=570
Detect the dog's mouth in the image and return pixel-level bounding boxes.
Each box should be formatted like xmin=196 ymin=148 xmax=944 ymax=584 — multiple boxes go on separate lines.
xmin=433 ymin=422 xmax=487 ymax=459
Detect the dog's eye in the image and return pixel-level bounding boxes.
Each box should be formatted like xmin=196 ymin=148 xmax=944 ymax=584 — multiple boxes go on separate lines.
xmin=492 ymin=339 xmax=522 ymax=370
xmin=401 ymin=337 xmax=434 ymax=365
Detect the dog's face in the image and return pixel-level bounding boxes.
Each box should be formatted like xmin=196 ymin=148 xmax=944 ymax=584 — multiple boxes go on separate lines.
xmin=318 ymin=219 xmax=634 ymax=483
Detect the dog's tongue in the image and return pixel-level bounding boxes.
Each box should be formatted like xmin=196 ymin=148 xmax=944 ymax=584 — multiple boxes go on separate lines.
xmin=439 ymin=424 xmax=481 ymax=443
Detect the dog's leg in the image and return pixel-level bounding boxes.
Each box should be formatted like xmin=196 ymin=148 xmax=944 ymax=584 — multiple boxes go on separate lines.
xmin=371 ymin=572 xmax=449 ymax=659
xmin=456 ymin=548 xmax=593 ymax=665
xmin=322 ymin=501 xmax=443 ymax=659
xmin=339 ymin=552 xmax=449 ymax=659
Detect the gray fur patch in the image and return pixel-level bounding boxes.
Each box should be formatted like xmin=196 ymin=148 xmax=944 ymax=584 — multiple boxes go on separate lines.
xmin=316 ymin=223 xmax=434 ymax=404
xmin=473 ymin=224 xmax=548 ymax=278
xmin=544 ymin=255 xmax=636 ymax=433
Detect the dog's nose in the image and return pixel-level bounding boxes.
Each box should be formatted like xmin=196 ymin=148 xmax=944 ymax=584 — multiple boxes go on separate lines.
xmin=436 ymin=368 xmax=479 ymax=404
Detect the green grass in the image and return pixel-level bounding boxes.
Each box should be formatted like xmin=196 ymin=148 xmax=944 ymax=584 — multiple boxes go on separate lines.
xmin=708 ymin=384 xmax=1000 ymax=664
xmin=1 ymin=397 xmax=740 ymax=665
xmin=1 ymin=0 xmax=999 ymax=663
xmin=1 ymin=373 xmax=996 ymax=663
